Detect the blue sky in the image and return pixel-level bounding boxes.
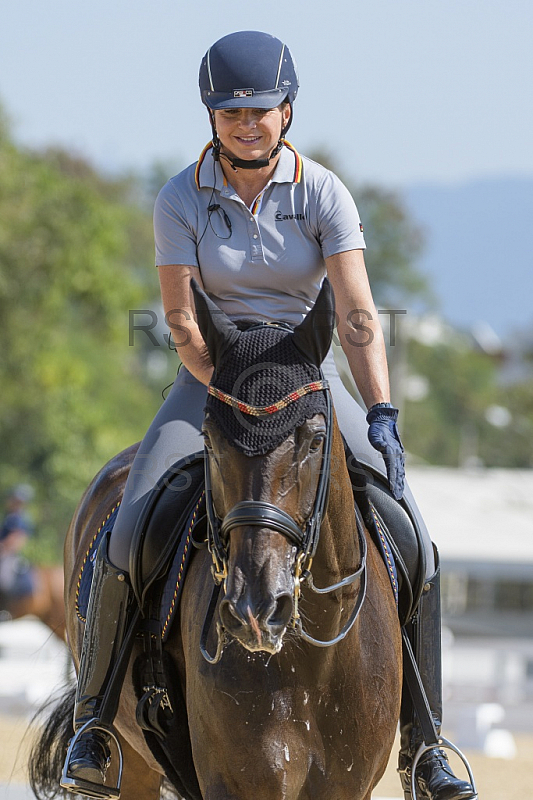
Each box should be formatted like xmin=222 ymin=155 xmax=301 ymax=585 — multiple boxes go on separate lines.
xmin=2 ymin=0 xmax=533 ymax=187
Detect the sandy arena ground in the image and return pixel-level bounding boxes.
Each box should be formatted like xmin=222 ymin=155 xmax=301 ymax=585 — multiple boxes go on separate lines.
xmin=1 ymin=712 xmax=531 ymax=799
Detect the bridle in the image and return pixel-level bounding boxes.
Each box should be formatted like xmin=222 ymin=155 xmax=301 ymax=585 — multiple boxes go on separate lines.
xmin=199 ymin=350 xmax=367 ymax=663
xmin=204 ymin=382 xmax=333 ymax=584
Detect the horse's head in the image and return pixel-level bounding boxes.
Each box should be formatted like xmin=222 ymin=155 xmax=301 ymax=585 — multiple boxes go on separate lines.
xmin=193 ymin=279 xmax=335 ymax=654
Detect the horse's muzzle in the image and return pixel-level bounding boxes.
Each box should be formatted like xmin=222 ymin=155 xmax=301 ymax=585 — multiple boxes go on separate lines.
xmin=219 ymin=592 xmax=293 ymax=654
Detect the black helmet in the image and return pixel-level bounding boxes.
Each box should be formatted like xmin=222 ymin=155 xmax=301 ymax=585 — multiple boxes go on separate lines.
xmin=199 ymin=31 xmax=299 ymax=111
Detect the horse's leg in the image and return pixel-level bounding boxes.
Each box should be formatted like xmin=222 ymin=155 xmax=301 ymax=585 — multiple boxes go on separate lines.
xmin=118 ymin=735 xmax=162 ymax=800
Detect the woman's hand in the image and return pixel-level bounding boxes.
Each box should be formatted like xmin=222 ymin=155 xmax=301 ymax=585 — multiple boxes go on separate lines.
xmin=366 ymin=403 xmax=405 ymax=500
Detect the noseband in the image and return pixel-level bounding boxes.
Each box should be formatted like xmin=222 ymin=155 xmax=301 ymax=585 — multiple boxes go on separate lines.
xmin=200 ymin=362 xmax=367 ymax=663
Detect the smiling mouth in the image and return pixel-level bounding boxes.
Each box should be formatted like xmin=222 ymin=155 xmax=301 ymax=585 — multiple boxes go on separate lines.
xmin=235 ymin=136 xmax=262 ymax=145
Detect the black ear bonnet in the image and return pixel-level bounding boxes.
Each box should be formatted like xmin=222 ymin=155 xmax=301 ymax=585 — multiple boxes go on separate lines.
xmin=192 ymin=279 xmax=335 ymax=456
xmin=206 ymin=325 xmax=328 ymax=456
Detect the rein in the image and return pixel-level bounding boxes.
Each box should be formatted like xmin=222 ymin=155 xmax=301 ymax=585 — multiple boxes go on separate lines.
xmin=200 ymin=372 xmax=368 ymax=663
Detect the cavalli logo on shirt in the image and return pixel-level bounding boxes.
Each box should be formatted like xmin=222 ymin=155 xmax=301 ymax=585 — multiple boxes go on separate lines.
xmin=275 ymin=211 xmax=305 ymax=221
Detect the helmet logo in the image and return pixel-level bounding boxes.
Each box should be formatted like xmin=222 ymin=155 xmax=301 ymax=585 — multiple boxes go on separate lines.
xmin=233 ymin=88 xmax=254 ymax=98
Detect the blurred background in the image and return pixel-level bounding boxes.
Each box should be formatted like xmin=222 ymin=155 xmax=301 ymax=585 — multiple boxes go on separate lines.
xmin=0 ymin=1 xmax=532 ymax=798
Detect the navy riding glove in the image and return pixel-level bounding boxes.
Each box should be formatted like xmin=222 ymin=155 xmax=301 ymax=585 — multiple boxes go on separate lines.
xmin=366 ymin=403 xmax=405 ymax=500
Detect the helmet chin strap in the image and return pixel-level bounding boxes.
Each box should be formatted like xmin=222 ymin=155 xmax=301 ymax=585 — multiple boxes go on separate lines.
xmin=209 ymin=109 xmax=291 ymax=171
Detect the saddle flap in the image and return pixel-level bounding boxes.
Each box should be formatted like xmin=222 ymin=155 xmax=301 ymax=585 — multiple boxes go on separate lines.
xmin=129 ymin=453 xmax=206 ymax=607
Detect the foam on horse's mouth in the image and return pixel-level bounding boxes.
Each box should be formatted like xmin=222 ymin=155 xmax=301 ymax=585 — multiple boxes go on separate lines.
xmin=234 ymin=626 xmax=286 ymax=655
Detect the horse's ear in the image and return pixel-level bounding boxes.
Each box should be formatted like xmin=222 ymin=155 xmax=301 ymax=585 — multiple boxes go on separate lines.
xmin=292 ymin=278 xmax=336 ymax=367
xmin=190 ymin=278 xmax=240 ymax=368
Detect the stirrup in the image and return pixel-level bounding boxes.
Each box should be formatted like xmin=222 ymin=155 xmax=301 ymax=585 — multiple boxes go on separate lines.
xmin=410 ymin=737 xmax=478 ymax=800
xmin=60 ymin=720 xmax=124 ymax=800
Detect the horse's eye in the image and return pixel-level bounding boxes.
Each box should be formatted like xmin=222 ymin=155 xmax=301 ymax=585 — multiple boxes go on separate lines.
xmin=309 ymin=433 xmax=326 ymax=452
xmin=202 ymin=432 xmax=212 ymax=450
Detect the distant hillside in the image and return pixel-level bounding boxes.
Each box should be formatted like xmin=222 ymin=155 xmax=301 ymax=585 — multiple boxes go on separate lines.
xmin=403 ymin=178 xmax=533 ymax=341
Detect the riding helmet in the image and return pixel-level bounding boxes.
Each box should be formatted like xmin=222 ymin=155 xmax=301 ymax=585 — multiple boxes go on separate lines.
xmin=199 ymin=31 xmax=299 ymax=111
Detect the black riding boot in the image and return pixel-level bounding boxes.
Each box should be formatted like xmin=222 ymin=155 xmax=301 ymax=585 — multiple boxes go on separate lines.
xmin=398 ymin=559 xmax=477 ymax=800
xmin=61 ymin=535 xmax=136 ymax=800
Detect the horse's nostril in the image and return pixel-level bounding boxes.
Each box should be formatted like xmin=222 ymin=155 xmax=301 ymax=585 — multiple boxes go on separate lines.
xmin=267 ymin=593 xmax=293 ymax=630
xmin=219 ymin=598 xmax=244 ymax=628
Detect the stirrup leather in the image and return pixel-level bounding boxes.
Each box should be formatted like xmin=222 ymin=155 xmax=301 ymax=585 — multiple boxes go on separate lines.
xmin=60 ymin=720 xmax=124 ymax=800
xmin=401 ymin=628 xmax=477 ymax=800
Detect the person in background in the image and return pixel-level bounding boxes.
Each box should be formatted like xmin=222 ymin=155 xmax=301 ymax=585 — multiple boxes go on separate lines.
xmin=0 ymin=484 xmax=35 ymax=599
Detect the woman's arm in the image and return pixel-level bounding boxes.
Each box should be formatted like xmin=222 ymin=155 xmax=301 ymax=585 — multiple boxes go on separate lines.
xmin=325 ymin=249 xmax=390 ymax=410
xmin=158 ymin=265 xmax=214 ymax=386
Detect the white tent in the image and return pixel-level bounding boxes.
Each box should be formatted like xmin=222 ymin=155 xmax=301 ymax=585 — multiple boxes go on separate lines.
xmin=408 ymin=467 xmax=533 ymax=579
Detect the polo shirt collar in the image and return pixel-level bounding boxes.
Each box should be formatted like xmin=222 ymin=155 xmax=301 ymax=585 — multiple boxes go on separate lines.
xmin=195 ymin=141 xmax=302 ymax=191
xmin=195 ymin=143 xmax=227 ymax=191
xmin=271 ymin=141 xmax=303 ymax=184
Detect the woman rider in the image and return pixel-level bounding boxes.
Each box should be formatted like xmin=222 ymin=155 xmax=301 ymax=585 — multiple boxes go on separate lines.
xmin=61 ymin=31 xmax=476 ymax=800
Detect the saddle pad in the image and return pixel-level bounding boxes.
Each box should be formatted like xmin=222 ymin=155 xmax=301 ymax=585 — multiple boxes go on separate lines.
xmin=76 ymin=493 xmax=205 ymax=638
xmin=367 ymin=504 xmax=399 ymax=607
xmin=160 ymin=491 xmax=204 ymax=641
xmin=76 ymin=504 xmax=121 ymax=623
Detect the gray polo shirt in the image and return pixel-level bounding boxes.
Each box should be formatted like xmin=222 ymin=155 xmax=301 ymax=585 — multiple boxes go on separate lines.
xmin=154 ymin=142 xmax=365 ymax=325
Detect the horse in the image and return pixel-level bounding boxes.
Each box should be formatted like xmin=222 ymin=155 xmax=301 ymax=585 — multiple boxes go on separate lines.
xmin=0 ymin=561 xmax=66 ymax=640
xmin=29 ymin=280 xmax=402 ymax=800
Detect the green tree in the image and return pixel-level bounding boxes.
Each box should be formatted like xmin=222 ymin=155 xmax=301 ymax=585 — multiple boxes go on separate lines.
xmin=0 ymin=110 xmax=166 ymax=560
xmin=403 ymin=336 xmax=496 ymax=465
xmin=403 ymin=334 xmax=533 ymax=468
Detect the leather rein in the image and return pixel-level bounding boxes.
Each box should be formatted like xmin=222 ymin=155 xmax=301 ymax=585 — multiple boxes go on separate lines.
xmin=199 ymin=374 xmax=368 ymax=663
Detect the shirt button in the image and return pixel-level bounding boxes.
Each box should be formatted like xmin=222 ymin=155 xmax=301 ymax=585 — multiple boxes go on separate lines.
xmin=253 ymin=234 xmax=258 ymax=239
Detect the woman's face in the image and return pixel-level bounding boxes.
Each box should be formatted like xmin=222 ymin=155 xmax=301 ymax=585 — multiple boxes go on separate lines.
xmin=213 ymin=104 xmax=291 ymax=163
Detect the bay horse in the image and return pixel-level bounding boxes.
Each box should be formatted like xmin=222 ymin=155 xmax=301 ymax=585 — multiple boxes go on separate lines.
xmin=29 ymin=280 xmax=402 ymax=799
xmin=0 ymin=562 xmax=65 ymax=640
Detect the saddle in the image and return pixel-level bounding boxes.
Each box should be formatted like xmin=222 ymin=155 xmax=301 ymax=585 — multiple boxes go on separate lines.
xmin=129 ymin=450 xmax=425 ymax=618
xmin=76 ymin=455 xmax=207 ymax=639
xmin=345 ymin=446 xmax=427 ymax=624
